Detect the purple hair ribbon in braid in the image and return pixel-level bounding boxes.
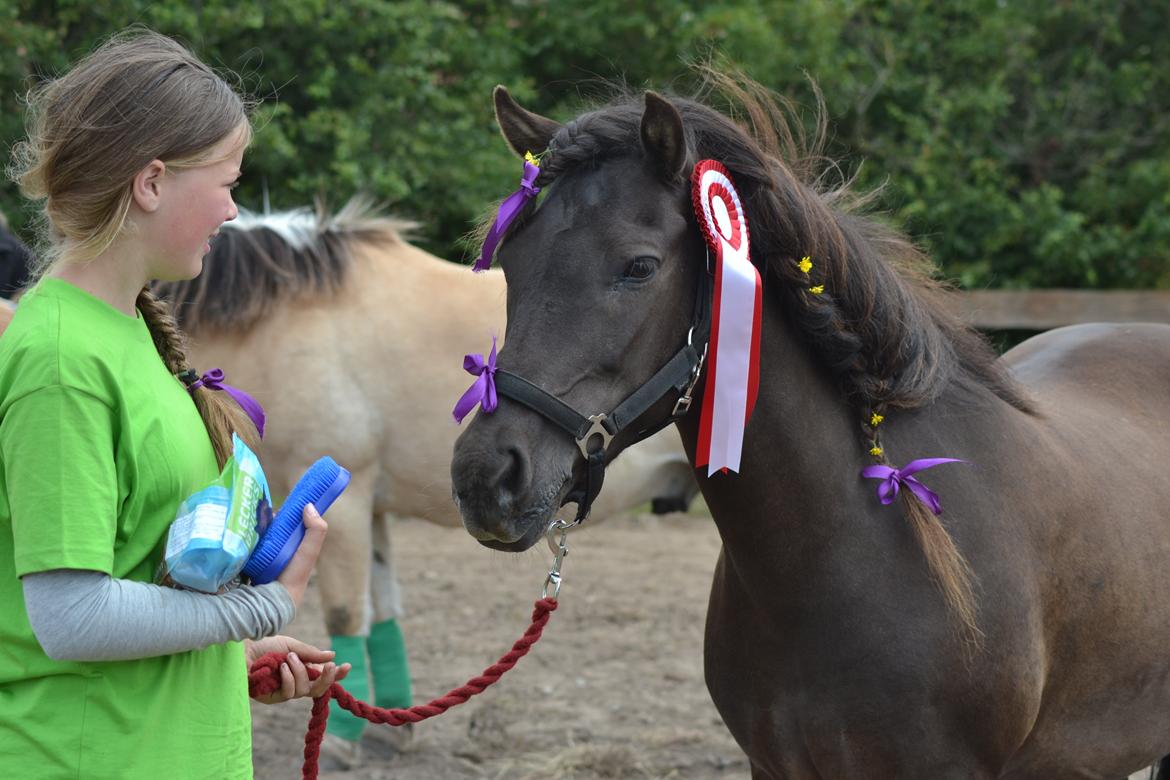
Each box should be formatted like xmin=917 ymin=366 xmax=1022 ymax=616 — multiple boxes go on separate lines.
xmin=473 ymin=154 xmax=542 ymax=272
xmin=860 ymin=458 xmax=968 ymax=515
xmin=182 ymin=368 xmax=266 ymax=439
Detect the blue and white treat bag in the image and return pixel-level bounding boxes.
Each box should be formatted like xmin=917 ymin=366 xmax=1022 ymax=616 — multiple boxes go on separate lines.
xmin=160 ymin=433 xmax=271 ymax=593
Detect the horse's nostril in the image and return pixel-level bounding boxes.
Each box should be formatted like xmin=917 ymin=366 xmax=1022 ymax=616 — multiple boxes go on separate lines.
xmin=496 ymin=444 xmax=532 ymax=501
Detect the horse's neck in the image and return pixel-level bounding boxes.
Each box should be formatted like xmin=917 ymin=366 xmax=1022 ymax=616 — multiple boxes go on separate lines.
xmin=675 ymin=305 xmax=874 ymax=579
xmin=676 ymin=298 xmax=1027 ymax=609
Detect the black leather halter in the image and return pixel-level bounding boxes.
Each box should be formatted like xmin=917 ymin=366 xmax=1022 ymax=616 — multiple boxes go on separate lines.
xmin=494 ymin=269 xmax=712 ymax=524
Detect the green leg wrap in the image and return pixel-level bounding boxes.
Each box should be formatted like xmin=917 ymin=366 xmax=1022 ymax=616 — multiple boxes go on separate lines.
xmin=368 ymin=618 xmax=412 ymax=709
xmin=326 ymin=635 xmax=370 ymax=742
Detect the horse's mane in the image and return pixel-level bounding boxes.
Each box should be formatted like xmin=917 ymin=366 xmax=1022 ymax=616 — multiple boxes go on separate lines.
xmin=523 ymin=70 xmax=1032 ymax=421
xmin=156 ymin=197 xmax=414 ymax=334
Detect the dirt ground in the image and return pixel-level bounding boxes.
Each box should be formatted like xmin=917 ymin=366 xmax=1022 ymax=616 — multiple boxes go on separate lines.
xmin=250 ymin=508 xmax=1163 ymax=780
xmin=251 ymin=507 xmax=749 ymax=780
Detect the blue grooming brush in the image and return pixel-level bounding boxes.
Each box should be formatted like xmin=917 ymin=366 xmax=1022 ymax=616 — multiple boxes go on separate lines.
xmin=243 ymin=457 xmax=350 ymax=585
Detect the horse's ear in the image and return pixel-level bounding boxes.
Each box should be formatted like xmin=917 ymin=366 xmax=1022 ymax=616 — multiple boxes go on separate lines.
xmin=640 ymin=92 xmax=686 ymax=180
xmin=494 ymin=86 xmax=563 ymax=158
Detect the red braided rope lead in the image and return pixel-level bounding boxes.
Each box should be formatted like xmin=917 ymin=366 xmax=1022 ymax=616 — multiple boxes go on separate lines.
xmin=248 ymin=597 xmax=558 ymax=780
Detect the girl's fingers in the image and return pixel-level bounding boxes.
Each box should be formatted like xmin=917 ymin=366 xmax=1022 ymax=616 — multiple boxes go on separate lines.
xmin=288 ymin=652 xmax=311 ymax=697
xmin=277 ymin=506 xmax=328 ymax=606
xmin=260 ymin=654 xmax=353 ymax=703
xmin=308 ymin=663 xmax=336 ymax=698
xmin=280 ymin=662 xmax=295 ymax=701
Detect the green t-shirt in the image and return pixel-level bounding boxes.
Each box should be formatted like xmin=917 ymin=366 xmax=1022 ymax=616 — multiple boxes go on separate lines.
xmin=0 ymin=279 xmax=252 ymax=779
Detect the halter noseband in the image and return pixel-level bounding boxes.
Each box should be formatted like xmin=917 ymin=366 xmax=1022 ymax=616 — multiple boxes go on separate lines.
xmin=493 ymin=266 xmax=711 ymax=524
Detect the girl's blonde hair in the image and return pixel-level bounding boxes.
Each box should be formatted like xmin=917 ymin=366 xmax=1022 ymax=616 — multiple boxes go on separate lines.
xmin=8 ymin=29 xmax=259 ymax=466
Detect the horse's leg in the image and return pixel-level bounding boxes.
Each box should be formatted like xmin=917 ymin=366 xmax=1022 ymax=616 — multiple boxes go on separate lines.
xmin=749 ymin=763 xmax=781 ymax=779
xmin=314 ymin=465 xmax=377 ymax=750
xmin=369 ymin=511 xmax=412 ymax=707
xmin=363 ymin=511 xmax=414 ymax=753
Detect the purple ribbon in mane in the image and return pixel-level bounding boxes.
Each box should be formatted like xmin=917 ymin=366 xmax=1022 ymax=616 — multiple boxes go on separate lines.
xmin=184 ymin=368 xmax=267 ymax=439
xmin=452 ymin=337 xmax=498 ymax=423
xmin=473 ymin=160 xmax=541 ymax=272
xmin=860 ymin=458 xmax=967 ymax=516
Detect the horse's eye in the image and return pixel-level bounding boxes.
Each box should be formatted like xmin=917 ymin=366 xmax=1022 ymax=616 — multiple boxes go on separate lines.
xmin=623 ymin=256 xmax=658 ymax=282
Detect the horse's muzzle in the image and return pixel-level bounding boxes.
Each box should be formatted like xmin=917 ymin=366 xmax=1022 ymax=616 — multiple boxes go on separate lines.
xmin=450 ymin=436 xmax=557 ymax=550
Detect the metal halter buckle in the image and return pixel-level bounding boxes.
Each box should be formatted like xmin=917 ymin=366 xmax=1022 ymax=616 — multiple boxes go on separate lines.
xmin=672 ymin=329 xmax=708 ymax=418
xmin=576 ymin=413 xmax=613 ymax=458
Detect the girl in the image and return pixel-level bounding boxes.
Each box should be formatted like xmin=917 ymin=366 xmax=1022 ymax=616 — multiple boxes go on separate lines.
xmin=0 ymin=29 xmax=347 ymax=778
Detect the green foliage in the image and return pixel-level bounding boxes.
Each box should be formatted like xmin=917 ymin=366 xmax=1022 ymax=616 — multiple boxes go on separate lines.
xmin=0 ymin=0 xmax=528 ymax=258
xmin=2 ymin=0 xmax=1167 ymax=286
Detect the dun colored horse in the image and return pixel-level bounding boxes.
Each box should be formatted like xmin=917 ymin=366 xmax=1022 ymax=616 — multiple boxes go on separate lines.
xmin=155 ymin=204 xmax=696 ymax=644
xmin=449 ymin=77 xmax=1170 ymax=778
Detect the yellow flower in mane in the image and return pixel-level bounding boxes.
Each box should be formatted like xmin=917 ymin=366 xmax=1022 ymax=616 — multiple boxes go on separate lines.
xmin=869 ymin=445 xmax=883 ymax=457
xmin=797 ymin=256 xmax=812 ymax=274
xmin=524 ymin=151 xmax=541 ymax=167
xmin=871 ymin=413 xmax=884 ymax=427
xmin=809 ymin=285 xmax=824 ymax=295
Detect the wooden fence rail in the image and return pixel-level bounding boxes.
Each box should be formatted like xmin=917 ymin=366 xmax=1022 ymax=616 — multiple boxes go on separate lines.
xmin=952 ymin=290 xmax=1170 ymax=330
xmin=2 ymin=287 xmax=1168 ymax=332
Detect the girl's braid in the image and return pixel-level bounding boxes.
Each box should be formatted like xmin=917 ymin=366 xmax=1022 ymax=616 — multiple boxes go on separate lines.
xmin=136 ymin=287 xmax=260 ymax=467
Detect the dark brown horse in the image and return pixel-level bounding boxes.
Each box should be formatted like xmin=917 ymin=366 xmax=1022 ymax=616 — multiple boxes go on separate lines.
xmin=449 ymin=75 xmax=1170 ymax=778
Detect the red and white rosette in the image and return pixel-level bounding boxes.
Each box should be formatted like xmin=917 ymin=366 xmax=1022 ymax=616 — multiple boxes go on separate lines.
xmin=691 ymin=160 xmax=763 ymax=475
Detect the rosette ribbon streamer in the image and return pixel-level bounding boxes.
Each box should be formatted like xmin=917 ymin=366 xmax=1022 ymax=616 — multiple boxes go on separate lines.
xmin=473 ymin=156 xmax=541 ymax=272
xmin=860 ymin=458 xmax=968 ymax=515
xmin=452 ymin=337 xmax=499 ymax=423
xmin=691 ymin=160 xmax=763 ymax=475
xmin=182 ymin=368 xmax=266 ymax=438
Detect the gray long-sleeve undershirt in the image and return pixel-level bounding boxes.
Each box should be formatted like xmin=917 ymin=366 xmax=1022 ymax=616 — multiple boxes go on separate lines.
xmin=22 ymin=569 xmax=295 ymax=662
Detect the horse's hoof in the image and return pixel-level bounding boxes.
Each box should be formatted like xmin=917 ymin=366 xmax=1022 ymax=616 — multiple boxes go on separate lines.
xmin=319 ymin=733 xmax=363 ymax=771
xmin=651 ymin=496 xmax=689 ymax=514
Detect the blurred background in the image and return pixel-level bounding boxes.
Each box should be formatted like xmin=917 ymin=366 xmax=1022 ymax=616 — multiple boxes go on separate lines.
xmin=2 ymin=0 xmax=1167 ymax=292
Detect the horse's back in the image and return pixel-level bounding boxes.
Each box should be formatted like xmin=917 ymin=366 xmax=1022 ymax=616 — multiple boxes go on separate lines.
xmin=1001 ymin=321 xmax=1170 ymax=454
xmin=1001 ymin=320 xmax=1170 ymax=554
xmin=1004 ymin=322 xmax=1170 ymax=406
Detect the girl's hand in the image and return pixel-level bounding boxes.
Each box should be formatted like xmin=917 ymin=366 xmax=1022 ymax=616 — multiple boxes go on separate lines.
xmin=276 ymin=504 xmax=328 ymax=607
xmin=245 ymin=635 xmax=351 ymax=704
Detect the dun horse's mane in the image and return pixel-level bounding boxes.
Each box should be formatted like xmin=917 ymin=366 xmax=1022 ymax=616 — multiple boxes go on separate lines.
xmin=516 ymin=69 xmax=1036 ymax=645
xmin=156 ymin=198 xmax=414 ymax=334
